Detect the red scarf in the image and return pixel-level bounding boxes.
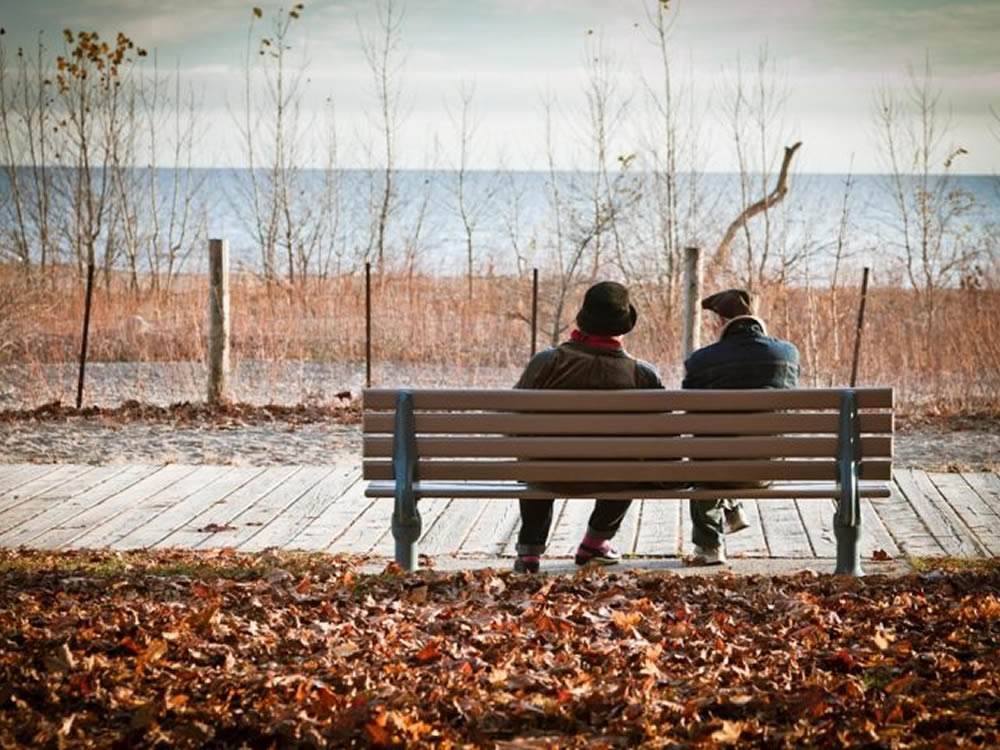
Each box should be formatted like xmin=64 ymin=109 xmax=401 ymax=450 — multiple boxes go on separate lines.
xmin=570 ymin=328 xmax=623 ymax=351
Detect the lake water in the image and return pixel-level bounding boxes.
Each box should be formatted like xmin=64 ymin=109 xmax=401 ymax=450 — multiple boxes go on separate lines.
xmin=2 ymin=167 xmax=997 ymax=283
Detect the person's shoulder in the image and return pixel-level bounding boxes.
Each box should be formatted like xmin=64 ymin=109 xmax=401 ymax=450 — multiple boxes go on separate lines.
xmin=768 ymin=336 xmax=800 ymax=360
xmin=684 ymin=341 xmax=720 ymax=369
xmin=515 ymin=347 xmax=561 ymax=388
xmin=633 ymin=357 xmax=665 ymax=387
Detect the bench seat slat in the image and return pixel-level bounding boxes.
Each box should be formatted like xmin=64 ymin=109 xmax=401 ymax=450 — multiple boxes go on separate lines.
xmin=363 ymin=388 xmax=894 ymax=411
xmin=362 ymin=435 xmax=893 ymax=459
xmin=363 ymin=411 xmax=892 ymax=436
xmin=364 ymin=480 xmax=892 ymax=500
xmin=362 ymin=458 xmax=893 ymax=482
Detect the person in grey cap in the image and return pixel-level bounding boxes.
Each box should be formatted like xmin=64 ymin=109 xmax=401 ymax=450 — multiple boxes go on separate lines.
xmin=511 ymin=280 xmax=665 ymax=574
xmin=682 ymin=288 xmax=800 ymax=565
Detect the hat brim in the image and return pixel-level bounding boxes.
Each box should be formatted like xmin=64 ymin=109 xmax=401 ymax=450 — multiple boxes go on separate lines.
xmin=576 ymin=304 xmax=637 ymax=337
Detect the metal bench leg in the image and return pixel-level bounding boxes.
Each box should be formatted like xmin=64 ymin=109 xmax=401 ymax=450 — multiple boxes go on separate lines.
xmin=834 ymin=389 xmax=863 ymax=576
xmin=391 ymin=390 xmax=422 ymax=572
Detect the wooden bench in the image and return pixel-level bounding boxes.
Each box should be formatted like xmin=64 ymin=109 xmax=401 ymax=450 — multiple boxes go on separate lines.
xmin=362 ymin=387 xmax=894 ymax=576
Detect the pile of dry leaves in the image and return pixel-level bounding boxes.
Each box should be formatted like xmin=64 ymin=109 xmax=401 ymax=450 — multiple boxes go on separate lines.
xmin=0 ymin=397 xmax=361 ymax=427
xmin=1 ymin=549 xmax=998 ymax=748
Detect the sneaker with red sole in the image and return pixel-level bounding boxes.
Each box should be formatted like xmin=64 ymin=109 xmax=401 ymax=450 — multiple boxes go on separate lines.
xmin=574 ymin=539 xmax=621 ymax=566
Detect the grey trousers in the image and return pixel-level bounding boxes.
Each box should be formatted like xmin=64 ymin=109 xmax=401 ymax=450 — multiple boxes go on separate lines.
xmin=689 ymin=498 xmax=741 ymax=548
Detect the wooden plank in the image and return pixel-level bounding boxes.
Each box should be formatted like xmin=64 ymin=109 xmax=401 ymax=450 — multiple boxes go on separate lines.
xmin=1 ymin=464 xmax=163 ymax=548
xmin=869 ymin=479 xmax=948 ymax=558
xmin=364 ymin=479 xmax=890 ymax=500
xmin=546 ymin=499 xmax=597 ymax=557
xmin=758 ymin=499 xmax=812 ymax=557
xmin=634 ymin=498 xmax=682 ymax=557
xmin=287 ymin=475 xmax=368 ymax=552
xmin=326 ymin=483 xmax=392 ymax=555
xmin=457 ymin=499 xmax=520 ymax=558
xmin=69 ymin=464 xmax=236 ymax=548
xmin=240 ymin=467 xmax=355 ymax=552
xmin=363 ymin=459 xmax=892 ymax=483
xmin=928 ymin=472 xmax=1000 ymax=557
xmin=961 ymin=472 xmax=1000 ymax=519
xmin=187 ymin=466 xmax=330 ymax=551
xmin=893 ymin=468 xmax=986 ymax=558
xmin=0 ymin=464 xmax=101 ymax=516
xmin=368 ymin=497 xmax=452 ymax=558
xmin=364 ymin=411 xmax=891 ymax=436
xmin=0 ymin=465 xmax=125 ymax=536
xmin=363 ymin=387 xmax=893 ymax=411
xmin=678 ymin=501 xmax=695 ymax=558
xmin=859 ymin=497 xmax=901 ymax=558
xmin=112 ymin=466 xmax=261 ymax=549
xmin=0 ymin=464 xmax=62 ymax=496
xmin=156 ymin=466 xmax=301 ymax=549
xmin=615 ymin=498 xmax=641 ymax=556
xmin=723 ymin=501 xmax=769 ymax=557
xmin=45 ymin=464 xmax=203 ymax=549
xmin=166 ymin=466 xmax=297 ymax=549
xmin=363 ymin=435 xmax=892 ymax=459
xmin=419 ymin=499 xmax=487 ymax=556
xmin=795 ymin=498 xmax=837 ymax=558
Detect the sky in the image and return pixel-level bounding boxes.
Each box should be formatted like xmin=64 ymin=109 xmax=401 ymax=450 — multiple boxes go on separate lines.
xmin=3 ymin=0 xmax=1000 ymax=173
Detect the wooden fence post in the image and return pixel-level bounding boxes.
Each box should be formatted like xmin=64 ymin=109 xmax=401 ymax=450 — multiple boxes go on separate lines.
xmin=207 ymin=238 xmax=230 ymax=404
xmin=682 ymin=246 xmax=702 ymax=359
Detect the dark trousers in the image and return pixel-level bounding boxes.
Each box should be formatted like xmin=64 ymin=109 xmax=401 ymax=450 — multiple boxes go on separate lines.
xmin=516 ymin=498 xmax=631 ymax=556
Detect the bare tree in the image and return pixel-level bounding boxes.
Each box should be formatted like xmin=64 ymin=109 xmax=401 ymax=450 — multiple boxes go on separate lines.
xmin=874 ymin=57 xmax=982 ymax=344
xmin=538 ymin=88 xmax=638 ymax=346
xmin=0 ymin=34 xmax=56 ymax=272
xmin=625 ymin=0 xmax=710 ymax=332
xmin=52 ymin=30 xmax=145 ymax=406
xmin=359 ymin=0 xmax=406 ymax=274
xmin=715 ymin=47 xmax=800 ymax=288
xmin=234 ymin=3 xmax=327 ymax=285
xmin=147 ymin=61 xmax=207 ymax=290
xmin=446 ymin=80 xmax=501 ymax=298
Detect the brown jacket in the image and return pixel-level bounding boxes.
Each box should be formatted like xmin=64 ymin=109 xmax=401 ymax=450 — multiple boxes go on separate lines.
xmin=514 ymin=341 xmax=664 ymax=494
xmin=515 ymin=342 xmax=663 ymax=390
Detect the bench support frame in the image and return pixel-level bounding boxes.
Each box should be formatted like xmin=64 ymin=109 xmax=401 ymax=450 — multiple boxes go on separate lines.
xmin=391 ymin=390 xmax=422 ymax=571
xmin=386 ymin=388 xmax=871 ymax=576
xmin=834 ymin=389 xmax=863 ymax=576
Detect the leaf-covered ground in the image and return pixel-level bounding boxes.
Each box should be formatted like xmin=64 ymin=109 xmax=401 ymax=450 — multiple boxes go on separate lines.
xmin=1 ymin=549 xmax=998 ymax=748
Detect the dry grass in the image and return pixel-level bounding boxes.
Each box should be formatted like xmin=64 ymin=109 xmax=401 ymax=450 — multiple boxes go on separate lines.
xmin=2 ymin=262 xmax=999 ymax=416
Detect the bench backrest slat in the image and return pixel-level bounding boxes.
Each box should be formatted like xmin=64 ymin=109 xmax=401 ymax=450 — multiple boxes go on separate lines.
xmin=363 ymin=435 xmax=893 ymax=459
xmin=363 ymin=388 xmax=893 ymax=411
xmin=363 ymin=411 xmax=892 ymax=435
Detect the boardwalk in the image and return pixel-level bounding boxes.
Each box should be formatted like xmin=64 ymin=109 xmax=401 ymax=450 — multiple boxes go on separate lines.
xmin=2 ymin=462 xmax=999 ymax=566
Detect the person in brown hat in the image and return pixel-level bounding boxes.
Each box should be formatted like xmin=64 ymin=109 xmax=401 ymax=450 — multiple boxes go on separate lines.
xmin=682 ymin=288 xmax=800 ymax=565
xmin=511 ymin=280 xmax=664 ymax=573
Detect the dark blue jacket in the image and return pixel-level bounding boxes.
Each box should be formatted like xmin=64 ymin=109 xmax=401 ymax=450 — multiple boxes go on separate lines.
xmin=683 ymin=317 xmax=799 ymax=390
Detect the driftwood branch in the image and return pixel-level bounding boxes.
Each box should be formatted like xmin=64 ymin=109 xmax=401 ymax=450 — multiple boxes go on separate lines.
xmin=713 ymin=141 xmax=803 ymax=268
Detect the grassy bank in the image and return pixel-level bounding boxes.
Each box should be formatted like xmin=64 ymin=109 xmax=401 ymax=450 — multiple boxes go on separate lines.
xmin=3 ymin=263 xmax=999 ymax=416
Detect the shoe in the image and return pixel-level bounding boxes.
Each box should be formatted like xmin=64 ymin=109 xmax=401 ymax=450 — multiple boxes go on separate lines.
xmin=513 ymin=556 xmax=540 ymax=574
xmin=724 ymin=507 xmax=750 ymax=535
xmin=574 ymin=540 xmax=621 ymax=566
xmin=691 ymin=545 xmax=727 ymax=566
